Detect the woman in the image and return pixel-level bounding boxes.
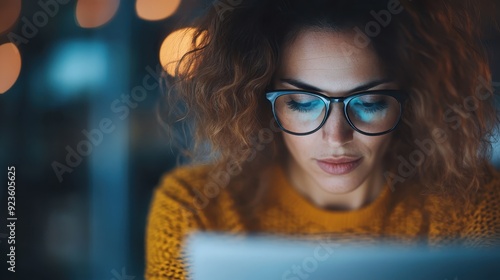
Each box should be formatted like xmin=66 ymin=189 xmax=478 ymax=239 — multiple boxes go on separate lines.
xmin=146 ymin=0 xmax=500 ymax=279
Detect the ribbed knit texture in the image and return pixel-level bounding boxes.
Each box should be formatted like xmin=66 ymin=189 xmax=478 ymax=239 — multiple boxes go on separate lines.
xmin=145 ymin=164 xmax=500 ymax=280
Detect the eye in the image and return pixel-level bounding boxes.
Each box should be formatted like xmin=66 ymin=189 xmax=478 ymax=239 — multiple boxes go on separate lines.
xmin=350 ymin=96 xmax=389 ymax=113
xmin=285 ymin=94 xmax=323 ymax=112
xmin=286 ymin=99 xmax=323 ymax=112
xmin=358 ymin=101 xmax=388 ymax=112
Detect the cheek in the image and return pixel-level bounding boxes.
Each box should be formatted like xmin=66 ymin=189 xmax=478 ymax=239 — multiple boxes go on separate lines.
xmin=282 ymin=133 xmax=316 ymax=159
xmin=357 ymin=134 xmax=392 ymax=159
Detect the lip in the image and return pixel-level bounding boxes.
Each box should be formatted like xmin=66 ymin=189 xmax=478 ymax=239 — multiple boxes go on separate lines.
xmin=316 ymin=157 xmax=363 ymax=175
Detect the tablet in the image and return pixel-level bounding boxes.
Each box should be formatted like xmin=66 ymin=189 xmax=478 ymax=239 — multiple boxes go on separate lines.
xmin=185 ymin=232 xmax=500 ymax=280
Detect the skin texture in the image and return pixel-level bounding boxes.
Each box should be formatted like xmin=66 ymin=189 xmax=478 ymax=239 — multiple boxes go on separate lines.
xmin=273 ymin=29 xmax=399 ymax=211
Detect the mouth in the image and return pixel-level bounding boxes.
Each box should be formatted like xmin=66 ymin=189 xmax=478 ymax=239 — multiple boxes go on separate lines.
xmin=316 ymin=156 xmax=363 ymax=175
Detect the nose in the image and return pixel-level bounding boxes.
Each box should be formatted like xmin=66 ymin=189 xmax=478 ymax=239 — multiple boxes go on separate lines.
xmin=321 ymin=104 xmax=354 ymax=146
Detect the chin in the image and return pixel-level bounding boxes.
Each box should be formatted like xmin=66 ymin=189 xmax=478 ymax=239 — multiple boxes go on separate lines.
xmin=318 ymin=181 xmax=362 ymax=194
xmin=315 ymin=174 xmax=365 ymax=194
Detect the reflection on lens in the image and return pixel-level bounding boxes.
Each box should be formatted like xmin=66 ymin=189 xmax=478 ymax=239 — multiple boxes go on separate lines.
xmin=347 ymin=94 xmax=400 ymax=134
xmin=269 ymin=91 xmax=403 ymax=135
xmin=275 ymin=93 xmax=326 ymax=134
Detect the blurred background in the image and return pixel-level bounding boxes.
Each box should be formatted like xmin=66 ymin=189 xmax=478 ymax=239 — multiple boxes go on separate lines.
xmin=0 ymin=0 xmax=499 ymax=279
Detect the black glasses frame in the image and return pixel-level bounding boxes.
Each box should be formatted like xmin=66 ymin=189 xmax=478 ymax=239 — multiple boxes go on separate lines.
xmin=265 ymin=89 xmax=407 ymax=136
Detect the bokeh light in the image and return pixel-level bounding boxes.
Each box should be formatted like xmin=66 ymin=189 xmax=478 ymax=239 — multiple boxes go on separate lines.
xmin=76 ymin=0 xmax=120 ymax=28
xmin=0 ymin=0 xmax=21 ymax=34
xmin=159 ymin=27 xmax=205 ymax=77
xmin=0 ymin=43 xmax=22 ymax=94
xmin=136 ymin=0 xmax=182 ymax=21
xmin=47 ymin=40 xmax=109 ymax=97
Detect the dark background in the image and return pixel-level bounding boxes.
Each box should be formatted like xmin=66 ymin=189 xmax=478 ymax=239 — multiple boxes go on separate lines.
xmin=0 ymin=1 xmax=499 ymax=279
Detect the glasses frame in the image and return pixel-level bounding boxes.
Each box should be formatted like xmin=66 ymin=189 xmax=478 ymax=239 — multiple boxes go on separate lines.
xmin=265 ymin=89 xmax=407 ymax=136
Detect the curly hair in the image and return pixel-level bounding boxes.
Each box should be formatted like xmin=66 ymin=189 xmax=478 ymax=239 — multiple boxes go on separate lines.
xmin=160 ymin=0 xmax=499 ymax=209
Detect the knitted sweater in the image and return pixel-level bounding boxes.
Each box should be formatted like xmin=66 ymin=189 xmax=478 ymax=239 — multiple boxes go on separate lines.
xmin=144 ymin=163 xmax=500 ymax=280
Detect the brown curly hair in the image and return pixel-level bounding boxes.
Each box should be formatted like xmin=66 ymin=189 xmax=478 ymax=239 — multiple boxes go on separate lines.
xmin=160 ymin=0 xmax=499 ymax=209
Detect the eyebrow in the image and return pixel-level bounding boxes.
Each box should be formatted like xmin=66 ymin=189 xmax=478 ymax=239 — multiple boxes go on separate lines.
xmin=279 ymin=78 xmax=394 ymax=94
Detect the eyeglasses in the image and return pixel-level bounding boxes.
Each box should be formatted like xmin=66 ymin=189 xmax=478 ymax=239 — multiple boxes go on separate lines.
xmin=265 ymin=89 xmax=407 ymax=136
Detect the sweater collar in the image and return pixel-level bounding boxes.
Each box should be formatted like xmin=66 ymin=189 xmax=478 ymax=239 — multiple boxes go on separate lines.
xmin=265 ymin=163 xmax=394 ymax=230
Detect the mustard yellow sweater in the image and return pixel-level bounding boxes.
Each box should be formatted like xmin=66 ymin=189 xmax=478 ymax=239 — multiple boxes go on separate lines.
xmin=145 ymin=163 xmax=500 ymax=280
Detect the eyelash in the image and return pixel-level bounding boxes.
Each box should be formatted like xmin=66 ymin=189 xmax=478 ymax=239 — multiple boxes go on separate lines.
xmin=286 ymin=100 xmax=314 ymax=112
xmin=355 ymin=101 xmax=389 ymax=113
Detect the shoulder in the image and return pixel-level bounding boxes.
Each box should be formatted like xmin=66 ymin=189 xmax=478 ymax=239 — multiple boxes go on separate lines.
xmin=415 ymin=165 xmax=500 ymax=246
xmin=458 ymin=165 xmax=500 ymax=246
xmin=152 ymin=163 xmax=243 ymax=229
xmin=461 ymin=165 xmax=500 ymax=214
xmin=463 ymin=167 xmax=500 ymax=224
xmin=145 ymin=165 xmax=214 ymax=280
xmin=147 ymin=165 xmax=212 ymax=229
xmin=154 ymin=164 xmax=215 ymax=213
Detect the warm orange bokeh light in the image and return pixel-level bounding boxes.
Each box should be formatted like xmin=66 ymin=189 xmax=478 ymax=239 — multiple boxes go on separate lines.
xmin=136 ymin=0 xmax=181 ymax=21
xmin=0 ymin=0 xmax=22 ymax=34
xmin=76 ymin=0 xmax=120 ymax=28
xmin=159 ymin=27 xmax=205 ymax=77
xmin=0 ymin=43 xmax=22 ymax=94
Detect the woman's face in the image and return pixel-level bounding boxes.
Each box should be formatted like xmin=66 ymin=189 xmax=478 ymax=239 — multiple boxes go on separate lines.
xmin=273 ymin=29 xmax=397 ymax=202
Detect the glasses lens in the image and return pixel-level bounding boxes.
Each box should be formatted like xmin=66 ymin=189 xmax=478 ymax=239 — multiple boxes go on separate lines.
xmin=274 ymin=93 xmax=326 ymax=134
xmin=347 ymin=94 xmax=401 ymax=134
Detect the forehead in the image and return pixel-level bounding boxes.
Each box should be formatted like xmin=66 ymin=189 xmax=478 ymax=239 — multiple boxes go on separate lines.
xmin=276 ymin=29 xmax=385 ymax=94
